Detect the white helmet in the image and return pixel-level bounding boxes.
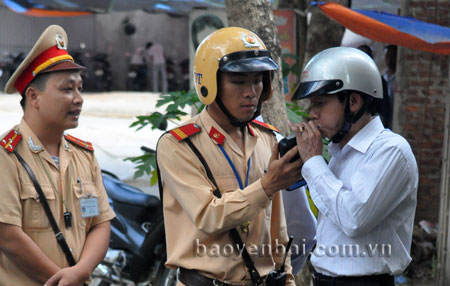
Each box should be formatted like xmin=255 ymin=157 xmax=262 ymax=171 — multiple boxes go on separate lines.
xmin=292 ymin=47 xmax=383 ymax=100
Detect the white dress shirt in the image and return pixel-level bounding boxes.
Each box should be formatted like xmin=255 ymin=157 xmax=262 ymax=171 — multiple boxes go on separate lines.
xmin=301 ymin=116 xmax=418 ymax=277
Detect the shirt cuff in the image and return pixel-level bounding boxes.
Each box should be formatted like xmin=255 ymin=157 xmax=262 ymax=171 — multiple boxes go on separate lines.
xmin=301 ymin=155 xmax=329 ymax=185
xmin=243 ymin=180 xmax=270 ymax=209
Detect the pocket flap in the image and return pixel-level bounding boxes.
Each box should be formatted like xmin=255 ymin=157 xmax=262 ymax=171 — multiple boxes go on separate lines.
xmin=73 ymin=182 xmax=99 ymax=199
xmin=20 ymin=185 xmax=56 ymax=200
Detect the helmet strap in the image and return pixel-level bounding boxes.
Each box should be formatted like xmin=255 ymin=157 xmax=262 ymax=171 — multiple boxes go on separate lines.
xmin=330 ymin=93 xmax=371 ymax=143
xmin=216 ymin=95 xmax=262 ymax=128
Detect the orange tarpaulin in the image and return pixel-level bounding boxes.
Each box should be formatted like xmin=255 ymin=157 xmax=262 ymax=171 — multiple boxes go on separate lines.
xmin=22 ymin=9 xmax=92 ymax=17
xmin=319 ymin=2 xmax=450 ymax=55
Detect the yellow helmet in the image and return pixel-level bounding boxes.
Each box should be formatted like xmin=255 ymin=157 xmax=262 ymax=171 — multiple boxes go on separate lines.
xmin=193 ymin=27 xmax=279 ymax=105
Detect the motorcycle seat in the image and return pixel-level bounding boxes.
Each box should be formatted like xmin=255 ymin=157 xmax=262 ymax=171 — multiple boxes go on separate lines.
xmin=102 ymin=173 xmax=160 ymax=208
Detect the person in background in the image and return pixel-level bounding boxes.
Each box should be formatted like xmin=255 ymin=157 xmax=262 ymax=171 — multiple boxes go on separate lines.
xmin=145 ymin=41 xmax=168 ymax=93
xmin=357 ymin=44 xmax=391 ymax=129
xmin=290 ymin=47 xmax=418 ymax=286
xmin=0 ymin=25 xmax=115 ymax=286
xmin=383 ymin=45 xmax=397 ymax=128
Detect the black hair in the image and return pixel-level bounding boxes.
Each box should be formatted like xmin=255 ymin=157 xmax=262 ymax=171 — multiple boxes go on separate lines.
xmin=146 ymin=42 xmax=153 ymax=49
xmin=357 ymin=44 xmax=373 ymax=59
xmin=20 ymin=72 xmax=52 ymax=110
xmin=336 ymin=90 xmax=380 ymax=116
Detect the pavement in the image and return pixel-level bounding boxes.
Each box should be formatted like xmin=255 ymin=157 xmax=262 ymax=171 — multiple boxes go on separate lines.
xmin=0 ymin=91 xmax=189 ymax=197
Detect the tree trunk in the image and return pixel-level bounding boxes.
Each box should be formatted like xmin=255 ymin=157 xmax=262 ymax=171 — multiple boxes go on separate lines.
xmin=278 ymin=0 xmax=308 ymax=73
xmin=304 ymin=0 xmax=349 ymax=64
xmin=225 ymin=0 xmax=289 ymax=135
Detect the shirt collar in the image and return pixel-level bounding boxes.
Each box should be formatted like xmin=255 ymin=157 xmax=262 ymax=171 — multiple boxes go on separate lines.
xmin=199 ymin=108 xmax=256 ymax=158
xmin=200 ymin=109 xmax=228 ymax=145
xmin=18 ymin=119 xmax=45 ymax=154
xmin=18 ymin=118 xmax=72 ymax=154
xmin=329 ymin=116 xmax=385 ymax=155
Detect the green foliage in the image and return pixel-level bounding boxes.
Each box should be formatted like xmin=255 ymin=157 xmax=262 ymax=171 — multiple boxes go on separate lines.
xmin=281 ymin=53 xmax=302 ymax=79
xmin=124 ymin=90 xmax=203 ymax=181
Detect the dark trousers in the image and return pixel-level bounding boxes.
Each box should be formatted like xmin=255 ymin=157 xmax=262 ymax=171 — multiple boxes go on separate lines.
xmin=312 ymin=271 xmax=394 ymax=286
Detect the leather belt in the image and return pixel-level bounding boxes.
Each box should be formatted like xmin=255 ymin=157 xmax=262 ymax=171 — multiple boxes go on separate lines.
xmin=179 ymin=268 xmax=232 ymax=286
xmin=312 ymin=271 xmax=394 ymax=286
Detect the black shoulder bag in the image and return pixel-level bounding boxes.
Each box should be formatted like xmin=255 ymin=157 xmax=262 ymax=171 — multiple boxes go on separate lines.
xmin=14 ymin=151 xmax=76 ymax=266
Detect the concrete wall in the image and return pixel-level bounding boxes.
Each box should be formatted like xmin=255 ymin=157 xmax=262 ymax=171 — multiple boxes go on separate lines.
xmin=394 ymin=0 xmax=450 ymax=222
xmin=0 ymin=6 xmax=189 ymax=91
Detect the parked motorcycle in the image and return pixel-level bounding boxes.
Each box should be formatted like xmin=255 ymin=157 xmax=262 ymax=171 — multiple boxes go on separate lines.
xmin=92 ymin=53 xmax=112 ymax=92
xmin=91 ymin=161 xmax=177 ymax=286
xmin=126 ymin=63 xmax=147 ymax=91
xmin=0 ymin=51 xmax=24 ymax=91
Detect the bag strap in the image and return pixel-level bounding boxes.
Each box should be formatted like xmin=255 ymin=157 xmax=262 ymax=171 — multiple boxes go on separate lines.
xmin=13 ymin=151 xmax=76 ymax=266
xmin=183 ymin=138 xmax=263 ymax=285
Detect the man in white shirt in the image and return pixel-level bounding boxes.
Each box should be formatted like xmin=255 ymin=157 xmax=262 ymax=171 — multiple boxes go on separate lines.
xmin=289 ymin=47 xmax=418 ymax=286
xmin=145 ymin=42 xmax=167 ymax=93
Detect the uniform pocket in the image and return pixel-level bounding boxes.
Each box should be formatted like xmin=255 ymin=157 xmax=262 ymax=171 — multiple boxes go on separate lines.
xmin=20 ymin=185 xmax=56 ymax=230
xmin=73 ymin=182 xmax=99 ymax=228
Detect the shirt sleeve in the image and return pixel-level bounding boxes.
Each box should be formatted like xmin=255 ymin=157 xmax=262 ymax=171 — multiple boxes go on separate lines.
xmin=91 ymin=155 xmax=116 ymax=226
xmin=157 ymin=134 xmax=270 ymax=235
xmin=302 ymin=145 xmax=416 ymax=238
xmin=0 ymin=151 xmax=22 ymax=227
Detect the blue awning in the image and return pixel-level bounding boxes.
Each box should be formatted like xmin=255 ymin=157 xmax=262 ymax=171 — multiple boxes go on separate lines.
xmin=319 ymin=2 xmax=450 ymax=55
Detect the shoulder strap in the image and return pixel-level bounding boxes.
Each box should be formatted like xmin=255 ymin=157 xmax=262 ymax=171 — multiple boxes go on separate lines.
xmin=251 ymin=119 xmax=280 ymax=133
xmin=0 ymin=129 xmax=22 ymax=153
xmin=13 ymin=151 xmax=76 ymax=266
xmin=182 ymin=138 xmax=264 ymax=285
xmin=64 ymin=134 xmax=94 ymax=151
xmin=169 ymin=123 xmax=201 ymax=141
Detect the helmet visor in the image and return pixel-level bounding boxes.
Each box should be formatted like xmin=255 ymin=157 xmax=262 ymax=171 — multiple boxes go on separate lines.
xmin=292 ymin=79 xmax=343 ymax=100
xmin=219 ymin=50 xmax=279 ymax=72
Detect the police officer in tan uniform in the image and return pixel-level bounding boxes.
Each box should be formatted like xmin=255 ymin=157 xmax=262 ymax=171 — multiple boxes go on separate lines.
xmin=0 ymin=25 xmax=115 ymax=286
xmin=157 ymin=27 xmax=301 ymax=286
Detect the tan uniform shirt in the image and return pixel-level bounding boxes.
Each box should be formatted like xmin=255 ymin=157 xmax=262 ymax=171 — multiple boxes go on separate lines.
xmin=0 ymin=119 xmax=115 ymax=286
xmin=157 ymin=110 xmax=294 ymax=285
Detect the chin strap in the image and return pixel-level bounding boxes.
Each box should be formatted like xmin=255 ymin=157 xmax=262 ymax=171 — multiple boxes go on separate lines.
xmin=216 ymin=95 xmax=262 ymax=128
xmin=330 ymin=94 xmax=372 ymax=143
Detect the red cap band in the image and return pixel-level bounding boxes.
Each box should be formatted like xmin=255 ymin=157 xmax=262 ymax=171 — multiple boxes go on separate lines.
xmin=14 ymin=46 xmax=70 ymax=95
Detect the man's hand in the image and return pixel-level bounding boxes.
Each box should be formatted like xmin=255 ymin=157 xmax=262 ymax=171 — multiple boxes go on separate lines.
xmin=289 ymin=121 xmax=323 ymax=163
xmin=261 ymin=143 xmax=302 ymax=197
xmin=44 ymin=265 xmax=89 ymax=286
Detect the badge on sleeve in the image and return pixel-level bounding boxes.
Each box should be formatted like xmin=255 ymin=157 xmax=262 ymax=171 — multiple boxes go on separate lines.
xmin=80 ymin=197 xmax=99 ymax=218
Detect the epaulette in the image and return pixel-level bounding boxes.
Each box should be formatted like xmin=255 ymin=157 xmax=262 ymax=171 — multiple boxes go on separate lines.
xmin=0 ymin=129 xmax=22 ymax=153
xmin=64 ymin=134 xmax=94 ymax=151
xmin=169 ymin=123 xmax=201 ymax=141
xmin=251 ymin=119 xmax=280 ymax=133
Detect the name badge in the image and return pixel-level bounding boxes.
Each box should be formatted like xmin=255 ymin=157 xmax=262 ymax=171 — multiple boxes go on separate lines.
xmin=80 ymin=197 xmax=99 ymax=218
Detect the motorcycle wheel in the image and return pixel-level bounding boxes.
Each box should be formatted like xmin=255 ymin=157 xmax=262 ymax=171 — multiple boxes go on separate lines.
xmin=156 ymin=268 xmax=178 ymax=286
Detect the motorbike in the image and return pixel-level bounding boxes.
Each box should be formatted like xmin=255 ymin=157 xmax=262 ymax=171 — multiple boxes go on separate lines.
xmin=91 ymin=153 xmax=177 ymax=286
xmin=126 ymin=63 xmax=147 ymax=91
xmin=0 ymin=51 xmax=24 ymax=91
xmin=92 ymin=53 xmax=112 ymax=92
